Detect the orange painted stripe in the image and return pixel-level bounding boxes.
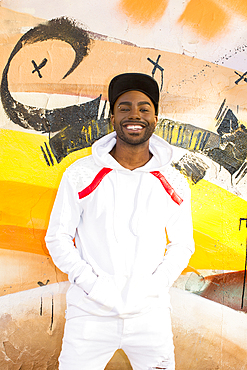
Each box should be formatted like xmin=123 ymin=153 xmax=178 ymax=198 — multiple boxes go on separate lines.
xmin=178 ymin=0 xmax=229 ymax=40
xmin=0 ymin=225 xmax=49 ymax=255
xmin=0 ymin=181 xmax=57 ymax=230
xmin=118 ymin=0 xmax=168 ymax=25
xmin=219 ymin=0 xmax=247 ymax=18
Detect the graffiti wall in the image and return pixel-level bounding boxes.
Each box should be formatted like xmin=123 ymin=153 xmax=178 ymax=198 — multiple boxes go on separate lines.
xmin=1 ymin=1 xmax=247 ymax=369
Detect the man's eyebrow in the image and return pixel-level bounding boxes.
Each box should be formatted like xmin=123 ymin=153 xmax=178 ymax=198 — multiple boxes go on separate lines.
xmin=138 ymin=101 xmax=151 ymax=106
xmin=118 ymin=101 xmax=151 ymax=107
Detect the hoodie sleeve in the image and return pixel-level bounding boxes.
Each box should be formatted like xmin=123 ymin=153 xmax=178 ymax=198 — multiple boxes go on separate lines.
xmin=45 ymin=171 xmax=98 ymax=294
xmin=152 ymin=179 xmax=195 ymax=289
xmin=45 ymin=170 xmax=123 ymax=311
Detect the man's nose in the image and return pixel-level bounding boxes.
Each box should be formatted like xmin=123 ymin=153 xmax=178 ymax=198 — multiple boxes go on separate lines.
xmin=128 ymin=106 xmax=140 ymax=119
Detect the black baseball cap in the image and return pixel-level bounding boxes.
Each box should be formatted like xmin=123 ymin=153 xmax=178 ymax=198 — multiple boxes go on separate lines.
xmin=108 ymin=73 xmax=159 ymax=115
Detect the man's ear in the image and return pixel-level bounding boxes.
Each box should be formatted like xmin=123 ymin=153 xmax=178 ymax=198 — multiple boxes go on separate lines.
xmin=110 ymin=114 xmax=115 ymax=128
xmin=154 ymin=115 xmax=158 ymax=127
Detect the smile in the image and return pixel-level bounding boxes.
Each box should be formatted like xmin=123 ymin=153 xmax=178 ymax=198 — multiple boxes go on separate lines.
xmin=125 ymin=125 xmax=144 ymax=131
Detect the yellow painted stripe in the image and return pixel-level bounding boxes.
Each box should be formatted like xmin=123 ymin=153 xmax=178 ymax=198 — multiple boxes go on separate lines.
xmin=190 ymin=180 xmax=247 ymax=270
xmin=1 ymin=129 xmax=247 ymax=270
xmin=0 ymin=128 xmax=91 ymax=188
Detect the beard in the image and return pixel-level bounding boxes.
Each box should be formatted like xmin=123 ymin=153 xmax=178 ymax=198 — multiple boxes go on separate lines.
xmin=114 ymin=120 xmax=156 ymax=146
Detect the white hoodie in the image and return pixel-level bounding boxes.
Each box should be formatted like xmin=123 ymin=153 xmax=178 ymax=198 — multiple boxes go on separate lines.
xmin=45 ymin=132 xmax=194 ymax=318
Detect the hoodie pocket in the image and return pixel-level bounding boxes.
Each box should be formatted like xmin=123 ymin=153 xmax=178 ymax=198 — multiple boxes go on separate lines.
xmin=124 ymin=274 xmax=160 ymax=313
xmin=86 ymin=274 xmax=123 ymax=312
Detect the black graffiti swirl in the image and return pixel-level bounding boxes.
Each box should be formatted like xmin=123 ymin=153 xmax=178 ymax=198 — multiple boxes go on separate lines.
xmin=0 ymin=17 xmax=100 ymax=133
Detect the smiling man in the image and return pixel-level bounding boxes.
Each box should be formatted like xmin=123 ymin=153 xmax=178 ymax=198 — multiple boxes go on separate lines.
xmin=45 ymin=73 xmax=195 ymax=370
xmin=110 ymin=89 xmax=157 ymax=169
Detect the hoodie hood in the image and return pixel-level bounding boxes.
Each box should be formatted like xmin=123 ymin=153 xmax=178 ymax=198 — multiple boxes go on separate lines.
xmin=92 ymin=131 xmax=173 ymax=171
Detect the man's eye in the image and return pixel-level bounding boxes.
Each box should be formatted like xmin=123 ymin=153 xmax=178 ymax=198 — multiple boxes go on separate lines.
xmin=119 ymin=107 xmax=130 ymax=111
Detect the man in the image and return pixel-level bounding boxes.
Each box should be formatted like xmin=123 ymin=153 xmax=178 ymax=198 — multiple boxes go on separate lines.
xmin=45 ymin=73 xmax=195 ymax=370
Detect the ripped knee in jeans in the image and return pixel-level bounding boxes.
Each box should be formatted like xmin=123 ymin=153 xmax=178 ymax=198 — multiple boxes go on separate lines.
xmin=148 ymin=359 xmax=174 ymax=370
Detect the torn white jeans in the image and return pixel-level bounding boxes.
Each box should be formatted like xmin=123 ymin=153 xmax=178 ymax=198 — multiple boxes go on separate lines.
xmin=59 ymin=305 xmax=175 ymax=370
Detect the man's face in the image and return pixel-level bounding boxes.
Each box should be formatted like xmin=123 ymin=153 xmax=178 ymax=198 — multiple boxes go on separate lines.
xmin=111 ymin=90 xmax=158 ymax=146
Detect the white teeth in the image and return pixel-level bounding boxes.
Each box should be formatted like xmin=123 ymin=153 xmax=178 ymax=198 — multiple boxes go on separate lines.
xmin=126 ymin=125 xmax=143 ymax=130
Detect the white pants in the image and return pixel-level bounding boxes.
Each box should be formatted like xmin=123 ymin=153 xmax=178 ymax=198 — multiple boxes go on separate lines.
xmin=59 ymin=306 xmax=175 ymax=370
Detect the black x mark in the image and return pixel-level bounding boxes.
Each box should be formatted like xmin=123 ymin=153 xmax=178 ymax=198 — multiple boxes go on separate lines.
xmin=147 ymin=54 xmax=164 ymax=91
xmin=234 ymin=71 xmax=247 ymax=85
xmin=31 ymin=58 xmax=48 ymax=78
